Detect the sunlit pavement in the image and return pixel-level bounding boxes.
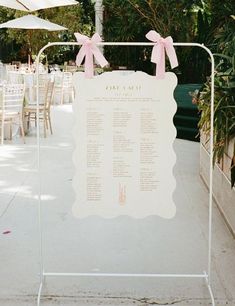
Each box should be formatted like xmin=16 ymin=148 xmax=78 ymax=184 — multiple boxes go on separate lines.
xmin=0 ymin=105 xmax=235 ymax=305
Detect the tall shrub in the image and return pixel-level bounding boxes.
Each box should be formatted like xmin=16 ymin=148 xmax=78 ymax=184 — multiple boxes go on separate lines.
xmin=103 ymin=0 xmax=210 ymax=83
xmin=0 ymin=1 xmax=95 ymax=63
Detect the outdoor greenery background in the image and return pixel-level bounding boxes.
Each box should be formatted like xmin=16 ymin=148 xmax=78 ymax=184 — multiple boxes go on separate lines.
xmin=0 ymin=0 xmax=95 ymax=64
xmin=0 ymin=0 xmax=233 ymax=84
xmin=0 ymin=0 xmax=234 ymax=182
xmin=103 ymin=0 xmax=234 ymax=83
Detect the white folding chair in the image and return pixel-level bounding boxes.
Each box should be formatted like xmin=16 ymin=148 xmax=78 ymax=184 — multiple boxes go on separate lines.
xmin=5 ymin=64 xmax=17 ymax=72
xmin=0 ymin=84 xmax=25 ymax=145
xmin=60 ymin=72 xmax=74 ymax=104
xmin=24 ymin=80 xmax=54 ymax=138
xmin=7 ymin=71 xmax=24 ymax=84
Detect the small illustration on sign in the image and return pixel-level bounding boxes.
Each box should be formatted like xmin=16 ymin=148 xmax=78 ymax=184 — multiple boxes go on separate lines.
xmin=119 ymin=183 xmax=127 ymax=205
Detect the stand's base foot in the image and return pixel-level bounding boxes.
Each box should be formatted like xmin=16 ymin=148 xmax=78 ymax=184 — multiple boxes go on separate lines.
xmin=37 ymin=271 xmax=216 ymax=306
xmin=204 ymin=271 xmax=216 ymax=306
xmin=37 ymin=276 xmax=44 ymax=306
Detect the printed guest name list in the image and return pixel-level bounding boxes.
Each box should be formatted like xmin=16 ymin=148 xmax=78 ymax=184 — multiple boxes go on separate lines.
xmin=72 ymin=71 xmax=177 ymax=219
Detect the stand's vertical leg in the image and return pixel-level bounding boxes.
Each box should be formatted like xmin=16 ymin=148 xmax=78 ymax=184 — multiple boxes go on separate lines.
xmin=36 ymin=56 xmax=45 ymax=306
xmin=37 ymin=191 xmax=44 ymax=304
xmin=37 ymin=280 xmax=44 ymax=306
xmin=204 ymin=272 xmax=216 ymax=306
xmin=207 ymin=51 xmax=215 ymax=288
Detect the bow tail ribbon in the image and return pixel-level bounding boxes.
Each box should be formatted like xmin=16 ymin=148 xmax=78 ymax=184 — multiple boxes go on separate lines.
xmin=152 ymin=43 xmax=166 ymax=79
xmin=164 ymin=38 xmax=178 ymax=70
xmin=76 ymin=43 xmax=95 ymax=78
xmin=92 ymin=46 xmax=109 ymax=68
xmin=84 ymin=45 xmax=94 ymax=78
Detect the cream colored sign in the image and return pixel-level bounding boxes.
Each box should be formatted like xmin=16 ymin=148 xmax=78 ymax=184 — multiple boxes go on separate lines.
xmin=72 ymin=71 xmax=177 ymax=219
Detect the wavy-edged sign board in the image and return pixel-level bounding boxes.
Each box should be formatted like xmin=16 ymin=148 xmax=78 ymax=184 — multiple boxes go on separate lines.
xmin=72 ymin=71 xmax=177 ymax=219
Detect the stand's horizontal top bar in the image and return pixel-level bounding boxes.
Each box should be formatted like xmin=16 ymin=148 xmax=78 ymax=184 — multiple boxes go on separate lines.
xmin=39 ymin=41 xmax=212 ymax=56
xmin=46 ymin=41 xmax=205 ymax=47
xmin=43 ymin=272 xmax=208 ymax=278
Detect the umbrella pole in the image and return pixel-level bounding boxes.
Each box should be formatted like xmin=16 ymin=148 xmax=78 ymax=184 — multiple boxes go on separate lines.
xmin=27 ymin=30 xmax=33 ymax=70
xmin=28 ymin=54 xmax=31 ymax=67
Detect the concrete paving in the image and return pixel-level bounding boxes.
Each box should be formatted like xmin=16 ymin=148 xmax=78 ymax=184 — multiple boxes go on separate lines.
xmin=0 ymin=105 xmax=235 ymax=306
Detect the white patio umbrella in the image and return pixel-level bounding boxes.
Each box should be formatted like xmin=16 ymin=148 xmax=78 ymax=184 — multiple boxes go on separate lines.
xmin=0 ymin=14 xmax=67 ymax=31
xmin=0 ymin=0 xmax=78 ymax=12
xmin=0 ymin=14 xmax=67 ymax=65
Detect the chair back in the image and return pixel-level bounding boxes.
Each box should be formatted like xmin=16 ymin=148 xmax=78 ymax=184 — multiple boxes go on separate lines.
xmin=51 ymin=71 xmax=63 ymax=86
xmin=2 ymin=84 xmax=25 ymax=116
xmin=62 ymin=72 xmax=73 ymax=88
xmin=37 ymin=73 xmax=49 ymax=86
xmin=33 ymin=73 xmax=49 ymax=104
xmin=7 ymin=71 xmax=24 ymax=84
xmin=5 ymin=64 xmax=17 ymax=72
xmin=1 ymin=84 xmax=25 ymax=144
xmin=44 ymin=80 xmax=54 ymax=111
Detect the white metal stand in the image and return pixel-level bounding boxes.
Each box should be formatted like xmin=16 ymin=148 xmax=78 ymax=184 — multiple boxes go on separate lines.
xmin=36 ymin=41 xmax=215 ymax=306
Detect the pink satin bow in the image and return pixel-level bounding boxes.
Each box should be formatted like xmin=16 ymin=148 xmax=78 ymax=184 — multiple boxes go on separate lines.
xmin=75 ymin=33 xmax=108 ymax=78
xmin=146 ymin=30 xmax=178 ymax=79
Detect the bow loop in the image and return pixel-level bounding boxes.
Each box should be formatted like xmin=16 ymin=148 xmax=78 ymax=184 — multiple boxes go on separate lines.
xmin=146 ymin=30 xmax=178 ymax=79
xmin=74 ymin=33 xmax=89 ymax=44
xmin=75 ymin=32 xmax=109 ymax=78
xmin=90 ymin=33 xmax=102 ymax=44
xmin=164 ymin=36 xmax=173 ymax=46
xmin=146 ymin=30 xmax=161 ymax=43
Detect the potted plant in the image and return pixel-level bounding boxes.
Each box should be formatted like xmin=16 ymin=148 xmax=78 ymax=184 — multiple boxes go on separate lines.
xmin=196 ymin=11 xmax=235 ymax=187
xmin=197 ymin=52 xmax=235 ymax=187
